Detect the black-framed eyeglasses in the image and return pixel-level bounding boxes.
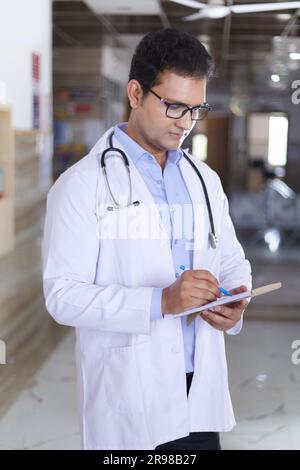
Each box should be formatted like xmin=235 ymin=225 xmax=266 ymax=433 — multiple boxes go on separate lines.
xmin=149 ymin=89 xmax=212 ymax=121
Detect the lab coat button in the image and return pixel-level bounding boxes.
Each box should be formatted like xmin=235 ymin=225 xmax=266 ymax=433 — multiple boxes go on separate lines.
xmin=171 ymin=346 xmax=181 ymax=354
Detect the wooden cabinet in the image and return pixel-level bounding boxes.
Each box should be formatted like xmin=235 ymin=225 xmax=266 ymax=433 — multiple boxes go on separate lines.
xmin=0 ymin=105 xmax=14 ymax=256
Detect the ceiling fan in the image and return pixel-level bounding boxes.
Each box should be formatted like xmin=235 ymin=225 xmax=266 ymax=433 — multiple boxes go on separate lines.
xmin=170 ymin=0 xmax=300 ymax=20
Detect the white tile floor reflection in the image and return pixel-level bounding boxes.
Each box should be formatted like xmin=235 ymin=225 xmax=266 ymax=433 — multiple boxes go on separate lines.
xmin=0 ymin=333 xmax=80 ymax=450
xmin=0 ymin=321 xmax=299 ymax=450
xmin=222 ymin=320 xmax=300 ymax=450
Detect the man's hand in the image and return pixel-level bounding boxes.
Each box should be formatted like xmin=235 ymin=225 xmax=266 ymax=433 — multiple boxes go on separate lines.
xmin=200 ymin=285 xmax=249 ymax=331
xmin=162 ymin=269 xmax=221 ymax=315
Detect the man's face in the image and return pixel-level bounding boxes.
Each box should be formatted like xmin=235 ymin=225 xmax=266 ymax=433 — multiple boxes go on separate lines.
xmin=132 ymin=70 xmax=207 ymax=152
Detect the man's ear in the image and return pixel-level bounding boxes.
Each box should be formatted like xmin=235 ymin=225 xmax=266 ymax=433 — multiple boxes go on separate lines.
xmin=127 ymin=80 xmax=144 ymax=109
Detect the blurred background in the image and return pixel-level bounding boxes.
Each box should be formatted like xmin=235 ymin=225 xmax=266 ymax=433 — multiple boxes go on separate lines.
xmin=0 ymin=0 xmax=300 ymax=450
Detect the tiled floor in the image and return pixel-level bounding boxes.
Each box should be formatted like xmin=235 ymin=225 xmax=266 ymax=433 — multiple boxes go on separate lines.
xmin=0 ymin=332 xmax=80 ymax=450
xmin=0 ymin=334 xmax=80 ymax=449
xmin=0 ymin=319 xmax=299 ymax=450
xmin=223 ymin=320 xmax=300 ymax=450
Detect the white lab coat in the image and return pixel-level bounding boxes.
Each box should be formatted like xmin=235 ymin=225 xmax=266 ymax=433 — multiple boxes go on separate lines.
xmin=42 ymin=126 xmax=252 ymax=450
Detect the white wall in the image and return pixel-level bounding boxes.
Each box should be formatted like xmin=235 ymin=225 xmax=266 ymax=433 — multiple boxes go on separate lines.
xmin=0 ymin=0 xmax=52 ymax=130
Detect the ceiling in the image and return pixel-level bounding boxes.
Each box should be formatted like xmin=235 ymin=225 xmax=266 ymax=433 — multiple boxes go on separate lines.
xmin=52 ymin=0 xmax=300 ymax=90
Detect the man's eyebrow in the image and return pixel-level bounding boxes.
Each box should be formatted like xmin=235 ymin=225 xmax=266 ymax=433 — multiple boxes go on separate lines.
xmin=164 ymin=97 xmax=203 ymax=107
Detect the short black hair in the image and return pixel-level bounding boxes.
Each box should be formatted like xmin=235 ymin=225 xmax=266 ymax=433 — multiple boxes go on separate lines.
xmin=129 ymin=28 xmax=213 ymax=94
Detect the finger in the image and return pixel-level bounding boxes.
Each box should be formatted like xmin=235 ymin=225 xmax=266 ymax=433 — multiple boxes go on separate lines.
xmin=190 ymin=270 xmax=220 ymax=288
xmin=200 ymin=315 xmax=216 ymax=329
xmin=229 ymin=285 xmax=248 ymax=295
xmin=222 ymin=297 xmax=249 ymax=311
xmin=201 ymin=311 xmax=234 ymax=330
xmin=191 ymin=279 xmax=221 ymax=299
xmin=228 ymin=299 xmax=249 ymax=311
xmin=202 ymin=315 xmax=239 ymax=332
xmin=201 ymin=316 xmax=225 ymax=331
xmin=210 ymin=298 xmax=248 ymax=315
xmin=189 ymin=286 xmax=220 ymax=304
xmin=210 ymin=305 xmax=242 ymax=320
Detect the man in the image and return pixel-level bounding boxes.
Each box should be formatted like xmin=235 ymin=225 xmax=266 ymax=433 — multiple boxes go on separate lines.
xmin=43 ymin=28 xmax=251 ymax=450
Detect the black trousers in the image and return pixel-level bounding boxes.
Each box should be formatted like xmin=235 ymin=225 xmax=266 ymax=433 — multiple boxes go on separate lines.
xmin=155 ymin=373 xmax=221 ymax=451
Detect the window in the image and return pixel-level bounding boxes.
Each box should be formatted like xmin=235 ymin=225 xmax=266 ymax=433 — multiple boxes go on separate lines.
xmin=268 ymin=115 xmax=288 ymax=166
xmin=248 ymin=112 xmax=288 ymax=167
xmin=192 ymin=133 xmax=208 ymax=161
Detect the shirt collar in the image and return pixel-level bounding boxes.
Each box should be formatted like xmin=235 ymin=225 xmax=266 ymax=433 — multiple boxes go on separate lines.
xmin=114 ymin=122 xmax=183 ymax=166
xmin=114 ymin=123 xmax=148 ymax=166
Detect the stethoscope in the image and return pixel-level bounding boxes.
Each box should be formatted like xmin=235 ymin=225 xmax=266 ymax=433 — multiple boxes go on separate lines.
xmin=99 ymin=131 xmax=218 ymax=249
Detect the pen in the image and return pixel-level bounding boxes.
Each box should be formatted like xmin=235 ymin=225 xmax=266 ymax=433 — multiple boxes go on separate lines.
xmin=179 ymin=265 xmax=233 ymax=296
xmin=219 ymin=287 xmax=233 ymax=297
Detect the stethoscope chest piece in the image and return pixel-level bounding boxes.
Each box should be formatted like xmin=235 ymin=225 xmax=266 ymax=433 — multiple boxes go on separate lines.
xmin=209 ymin=232 xmax=218 ymax=249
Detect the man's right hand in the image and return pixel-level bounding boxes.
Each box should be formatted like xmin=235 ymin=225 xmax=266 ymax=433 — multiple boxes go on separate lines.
xmin=161 ymin=269 xmax=221 ymax=315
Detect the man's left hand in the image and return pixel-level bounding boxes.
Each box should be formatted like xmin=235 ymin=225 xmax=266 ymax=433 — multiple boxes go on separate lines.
xmin=200 ymin=285 xmax=249 ymax=332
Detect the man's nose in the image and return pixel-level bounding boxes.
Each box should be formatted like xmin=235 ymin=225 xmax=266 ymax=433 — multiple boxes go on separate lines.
xmin=175 ymin=110 xmax=194 ymax=130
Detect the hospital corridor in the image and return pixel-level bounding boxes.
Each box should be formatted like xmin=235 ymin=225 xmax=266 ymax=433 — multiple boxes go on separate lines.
xmin=0 ymin=0 xmax=300 ymax=452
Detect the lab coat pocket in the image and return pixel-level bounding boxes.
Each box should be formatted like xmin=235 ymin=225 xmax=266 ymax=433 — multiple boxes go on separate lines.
xmin=103 ymin=342 xmax=148 ymax=414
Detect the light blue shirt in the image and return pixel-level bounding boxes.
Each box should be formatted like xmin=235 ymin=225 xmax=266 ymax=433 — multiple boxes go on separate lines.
xmin=115 ymin=123 xmax=195 ymax=373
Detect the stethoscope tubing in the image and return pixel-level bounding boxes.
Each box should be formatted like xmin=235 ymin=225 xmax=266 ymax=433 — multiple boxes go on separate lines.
xmin=100 ymin=131 xmax=218 ymax=248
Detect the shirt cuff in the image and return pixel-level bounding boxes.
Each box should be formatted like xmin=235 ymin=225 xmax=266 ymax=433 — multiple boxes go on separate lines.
xmin=150 ymin=288 xmax=164 ymax=321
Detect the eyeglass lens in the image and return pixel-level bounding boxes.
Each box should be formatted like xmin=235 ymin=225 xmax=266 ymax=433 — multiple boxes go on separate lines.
xmin=166 ymin=103 xmax=210 ymax=121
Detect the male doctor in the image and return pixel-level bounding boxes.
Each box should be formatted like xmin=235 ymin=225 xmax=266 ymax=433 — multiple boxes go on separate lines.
xmin=43 ymin=28 xmax=251 ymax=450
